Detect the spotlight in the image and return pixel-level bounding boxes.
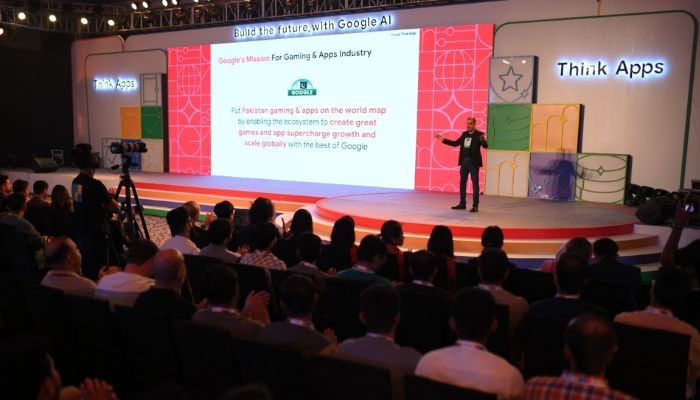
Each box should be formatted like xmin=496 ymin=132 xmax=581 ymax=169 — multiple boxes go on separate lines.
xmin=0 ymin=27 xmax=4 ymax=36
xmin=18 ymin=11 xmax=27 ymax=20
xmin=80 ymin=17 xmax=88 ymax=25
xmin=142 ymin=1 xmax=149 ymax=8
xmin=131 ymin=2 xmax=138 ymax=10
xmin=171 ymin=0 xmax=178 ymax=4
xmin=161 ymin=0 xmax=168 ymax=6
xmin=193 ymin=0 xmax=199 ymax=2
xmin=48 ymin=14 xmax=57 ymax=22
xmin=107 ymin=19 xmax=115 ymax=26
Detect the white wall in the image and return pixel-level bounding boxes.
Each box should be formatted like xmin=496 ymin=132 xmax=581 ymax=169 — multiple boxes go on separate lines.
xmin=71 ymin=0 xmax=700 ymax=190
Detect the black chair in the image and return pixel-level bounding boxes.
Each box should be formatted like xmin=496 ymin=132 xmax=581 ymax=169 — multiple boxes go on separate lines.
xmin=486 ymin=304 xmax=510 ymax=360
xmin=115 ymin=306 xmax=183 ymax=393
xmin=0 ymin=274 xmax=37 ymax=339
xmin=503 ymin=268 xmax=556 ymax=304
xmin=317 ymin=244 xmax=353 ymax=272
xmin=396 ymin=286 xmax=453 ymax=353
xmin=233 ymin=337 xmax=311 ymax=400
xmin=306 ymin=355 xmax=392 ymax=400
xmin=377 ymin=252 xmax=403 ymax=283
xmin=230 ymin=263 xmax=271 ymax=308
xmin=582 ymin=279 xmax=633 ymax=317
xmin=521 ymin=313 xmax=568 ymax=379
xmin=404 ymin=375 xmax=496 ymax=400
xmin=317 ymin=278 xmax=370 ymax=340
xmin=607 ymin=323 xmax=689 ymax=400
xmin=183 ymin=254 xmax=221 ymax=303
xmin=456 ymin=261 xmax=480 ymax=290
xmin=0 ymin=224 xmax=41 ymax=284
xmin=171 ymin=319 xmax=240 ymax=400
xmin=63 ymin=294 xmax=129 ymax=395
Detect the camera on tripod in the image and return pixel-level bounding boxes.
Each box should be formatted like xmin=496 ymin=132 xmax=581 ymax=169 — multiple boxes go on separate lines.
xmin=678 ymin=189 xmax=699 ymax=215
xmin=110 ymin=141 xmax=147 ymax=154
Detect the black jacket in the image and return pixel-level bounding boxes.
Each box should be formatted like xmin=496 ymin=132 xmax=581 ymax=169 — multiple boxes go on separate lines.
xmin=442 ymin=129 xmax=488 ymax=167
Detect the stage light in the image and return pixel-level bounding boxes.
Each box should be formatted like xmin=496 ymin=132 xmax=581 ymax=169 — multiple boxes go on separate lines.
xmin=161 ymin=0 xmax=168 ymax=6
xmin=0 ymin=27 xmax=4 ymax=36
xmin=18 ymin=11 xmax=27 ymax=20
xmin=193 ymin=0 xmax=199 ymax=2
xmin=131 ymin=2 xmax=138 ymax=10
xmin=80 ymin=17 xmax=88 ymax=25
xmin=107 ymin=19 xmax=115 ymax=26
xmin=48 ymin=14 xmax=57 ymax=22
xmin=142 ymin=1 xmax=149 ymax=8
xmin=171 ymin=0 xmax=178 ymax=5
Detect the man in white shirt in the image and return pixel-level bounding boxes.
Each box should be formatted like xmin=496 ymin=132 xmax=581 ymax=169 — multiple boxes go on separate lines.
xmin=41 ymin=236 xmax=101 ymax=297
xmin=415 ymin=287 xmax=524 ymax=399
xmin=160 ymin=206 xmax=200 ymax=255
xmin=95 ymin=239 xmax=159 ymax=307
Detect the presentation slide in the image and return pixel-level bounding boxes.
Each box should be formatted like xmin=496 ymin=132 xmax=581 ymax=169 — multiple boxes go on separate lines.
xmin=211 ymin=30 xmax=419 ymax=188
xmin=167 ymin=21 xmax=493 ymax=189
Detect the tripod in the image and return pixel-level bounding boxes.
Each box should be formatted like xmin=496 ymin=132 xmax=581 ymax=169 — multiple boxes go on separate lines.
xmin=114 ymin=154 xmax=150 ymax=242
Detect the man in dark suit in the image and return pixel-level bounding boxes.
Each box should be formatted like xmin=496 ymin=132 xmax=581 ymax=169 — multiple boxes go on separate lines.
xmin=435 ymin=117 xmax=488 ymax=212
xmin=589 ymin=238 xmax=642 ymax=309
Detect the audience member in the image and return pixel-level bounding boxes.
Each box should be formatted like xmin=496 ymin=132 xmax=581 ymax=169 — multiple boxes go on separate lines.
xmin=379 ymin=219 xmax=406 ymax=281
xmin=273 ymin=208 xmax=313 ymax=267
xmin=95 ymin=239 xmax=159 ymax=308
xmin=200 ymin=218 xmax=241 ymax=264
xmin=400 ymin=249 xmax=453 ymax=302
xmin=214 ymin=200 xmax=235 ymax=220
xmin=427 ymin=225 xmax=457 ymax=292
xmin=467 ymin=225 xmax=517 ymax=272
xmin=527 ymin=254 xmax=607 ymax=323
xmin=415 ymin=287 xmax=524 ymax=398
xmin=336 ymin=235 xmax=391 ymax=284
xmin=525 ymin=314 xmax=634 ymax=400
xmin=0 ymin=174 xmax=11 ymax=211
xmin=134 ymin=248 xmax=196 ymax=320
xmin=662 ymin=199 xmax=700 ymax=289
xmin=161 ymin=207 xmax=200 ymax=255
xmin=234 ymin=197 xmax=275 ymax=250
xmin=336 ymin=284 xmax=421 ymax=400
xmin=257 ymin=274 xmax=336 ymax=355
xmin=615 ymin=267 xmax=700 ymax=395
xmin=191 ymin=265 xmax=270 ymax=339
xmin=317 ymin=215 xmax=357 ymax=271
xmin=0 ymin=335 xmax=119 ymax=400
xmin=589 ymin=237 xmax=642 ymax=309
xmin=47 ymin=184 xmax=75 ymax=238
xmin=41 ymin=236 xmax=100 ymax=297
xmin=12 ymin=179 xmax=30 ymax=198
xmin=182 ymin=200 xmax=212 ymax=249
xmin=24 ymin=180 xmax=50 ymax=235
xmin=288 ymin=232 xmax=333 ymax=291
xmin=239 ymin=222 xmax=286 ymax=270
xmin=0 ymin=193 xmax=43 ymax=252
xmin=478 ymin=248 xmax=529 ymax=339
xmin=540 ymin=237 xmax=593 ymax=273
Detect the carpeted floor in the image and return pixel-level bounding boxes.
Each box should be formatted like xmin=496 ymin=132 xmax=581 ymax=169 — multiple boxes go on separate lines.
xmin=143 ymin=215 xmax=170 ymax=247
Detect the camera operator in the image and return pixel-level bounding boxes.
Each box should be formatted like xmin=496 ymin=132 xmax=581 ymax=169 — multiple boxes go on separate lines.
xmin=71 ymin=143 xmax=120 ymax=281
xmin=661 ymin=193 xmax=700 ymax=288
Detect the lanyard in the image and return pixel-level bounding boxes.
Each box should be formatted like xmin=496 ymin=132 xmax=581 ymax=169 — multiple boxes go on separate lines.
xmin=561 ymin=371 xmax=608 ymax=389
xmin=287 ymin=318 xmax=314 ymax=330
xmin=456 ymin=340 xmax=486 ymax=351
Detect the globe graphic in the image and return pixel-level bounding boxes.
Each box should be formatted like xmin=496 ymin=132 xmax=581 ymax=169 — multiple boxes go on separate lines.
xmin=178 ymin=64 xmax=203 ymax=96
xmin=434 ymin=49 xmax=474 ymax=91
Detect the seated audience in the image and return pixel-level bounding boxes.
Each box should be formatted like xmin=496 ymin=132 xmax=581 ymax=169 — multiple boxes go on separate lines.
xmin=467 ymin=226 xmax=517 ymax=272
xmin=525 ymin=314 xmax=634 ymax=400
xmin=234 ymin=197 xmax=275 ymax=251
xmin=273 ymin=208 xmax=313 ymax=267
xmin=478 ymin=248 xmax=529 ymax=339
xmin=0 ymin=174 xmax=11 ymax=211
xmin=336 ymin=284 xmax=421 ymax=400
xmin=527 ymin=253 xmax=607 ymax=323
xmin=46 ymin=184 xmax=75 ymax=239
xmin=214 ymin=200 xmax=235 ymax=221
xmin=95 ymin=239 xmax=159 ymax=307
xmin=615 ymin=267 xmax=700 ymax=395
xmin=0 ymin=193 xmax=43 ymax=252
xmin=41 ymin=236 xmax=101 ymax=297
xmin=200 ymin=218 xmax=241 ymax=264
xmin=239 ymin=222 xmax=286 ymax=270
xmin=12 ymin=179 xmax=30 ymax=199
xmin=288 ymin=232 xmax=333 ymax=292
xmin=589 ymin=237 xmax=642 ymax=309
xmin=191 ymin=265 xmax=270 ymax=339
xmin=160 ymin=207 xmax=200 ymax=255
xmin=317 ymin=215 xmax=357 ymax=272
xmin=257 ymin=274 xmax=336 ymax=355
xmin=427 ymin=225 xmax=458 ymax=292
xmin=415 ymin=287 xmax=525 ymax=398
xmin=182 ymin=200 xmax=212 ymax=249
xmin=24 ymin=180 xmax=50 ymax=235
xmin=336 ymin=234 xmax=391 ymax=284
xmin=134 ymin=248 xmax=196 ymax=320
xmin=540 ymin=237 xmax=593 ymax=273
xmin=0 ymin=335 xmax=119 ymax=400
xmin=380 ymin=219 xmax=406 ymax=281
xmin=400 ymin=249 xmax=453 ymax=304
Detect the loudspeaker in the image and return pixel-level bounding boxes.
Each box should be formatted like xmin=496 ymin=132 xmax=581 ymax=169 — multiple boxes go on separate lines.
xmin=31 ymin=157 xmax=59 ymax=173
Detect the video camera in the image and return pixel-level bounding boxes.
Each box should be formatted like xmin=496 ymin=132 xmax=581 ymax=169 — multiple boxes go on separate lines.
xmin=109 ymin=141 xmax=148 ymax=154
xmin=678 ymin=189 xmax=699 ymax=215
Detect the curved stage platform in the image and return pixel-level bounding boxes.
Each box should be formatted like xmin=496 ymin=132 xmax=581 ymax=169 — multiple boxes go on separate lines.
xmin=1 ymin=168 xmax=664 ymax=267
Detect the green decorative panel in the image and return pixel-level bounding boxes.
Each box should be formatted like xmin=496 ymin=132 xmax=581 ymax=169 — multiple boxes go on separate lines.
xmin=141 ymin=106 xmax=163 ymax=139
xmin=575 ymin=153 xmax=629 ymax=204
xmin=487 ymin=104 xmax=532 ymax=151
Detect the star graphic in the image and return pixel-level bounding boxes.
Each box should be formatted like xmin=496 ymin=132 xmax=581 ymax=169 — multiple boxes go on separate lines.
xmin=499 ymin=66 xmax=523 ymax=91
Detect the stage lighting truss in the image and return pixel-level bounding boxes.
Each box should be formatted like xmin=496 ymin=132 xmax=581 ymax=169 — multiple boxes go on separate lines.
xmin=0 ymin=0 xmax=485 ymax=35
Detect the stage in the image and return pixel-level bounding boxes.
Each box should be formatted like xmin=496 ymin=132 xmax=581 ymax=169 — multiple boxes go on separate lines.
xmin=2 ymin=167 xmax=674 ymax=268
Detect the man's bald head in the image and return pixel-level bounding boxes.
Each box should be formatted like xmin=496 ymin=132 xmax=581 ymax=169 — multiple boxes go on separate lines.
xmin=45 ymin=236 xmax=82 ymax=272
xmin=152 ymin=249 xmax=186 ymax=287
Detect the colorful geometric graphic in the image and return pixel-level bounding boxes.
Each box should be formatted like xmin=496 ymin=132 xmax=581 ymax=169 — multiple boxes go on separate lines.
xmin=120 ymin=107 xmax=142 ymax=138
xmin=140 ymin=138 xmax=164 ymax=173
xmin=141 ymin=106 xmax=163 ymax=139
xmin=528 ymin=152 xmax=577 ymax=201
xmin=575 ymin=153 xmax=629 ymax=204
xmin=530 ymin=104 xmax=581 ymax=153
xmin=484 ymin=150 xmax=530 ymax=197
xmin=414 ymin=24 xmax=494 ymax=192
xmin=489 ymin=56 xmax=536 ymax=104
xmin=487 ymin=104 xmax=532 ymax=151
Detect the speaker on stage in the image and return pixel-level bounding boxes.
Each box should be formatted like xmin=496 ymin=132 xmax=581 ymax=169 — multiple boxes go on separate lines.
xmin=31 ymin=157 xmax=59 ymax=173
